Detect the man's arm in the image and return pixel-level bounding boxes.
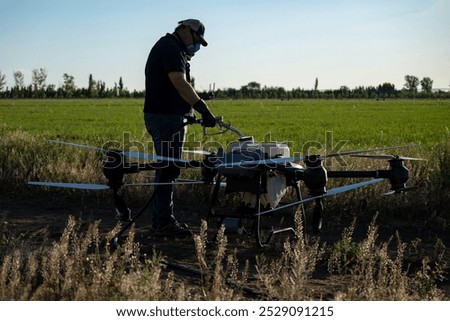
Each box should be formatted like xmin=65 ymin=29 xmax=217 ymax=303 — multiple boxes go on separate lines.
xmin=168 ymin=71 xmax=200 ymax=105
xmin=168 ymin=71 xmax=216 ymax=127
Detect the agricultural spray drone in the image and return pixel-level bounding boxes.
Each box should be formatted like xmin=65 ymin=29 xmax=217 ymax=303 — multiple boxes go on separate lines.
xmin=29 ymin=116 xmax=424 ymax=247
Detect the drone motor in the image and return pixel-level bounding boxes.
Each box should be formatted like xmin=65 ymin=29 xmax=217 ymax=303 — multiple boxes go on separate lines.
xmin=388 ymin=157 xmax=410 ymax=191
xmin=303 ymin=156 xmax=328 ymax=196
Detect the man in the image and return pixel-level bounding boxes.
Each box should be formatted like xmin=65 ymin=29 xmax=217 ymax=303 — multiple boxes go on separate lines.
xmin=144 ymin=19 xmax=216 ymax=237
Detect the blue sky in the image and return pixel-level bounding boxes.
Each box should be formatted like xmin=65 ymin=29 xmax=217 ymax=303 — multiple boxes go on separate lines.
xmin=1 ymin=0 xmax=449 ymax=92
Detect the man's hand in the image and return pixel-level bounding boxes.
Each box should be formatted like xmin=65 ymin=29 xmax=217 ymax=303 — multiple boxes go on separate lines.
xmin=193 ymin=99 xmax=216 ymax=128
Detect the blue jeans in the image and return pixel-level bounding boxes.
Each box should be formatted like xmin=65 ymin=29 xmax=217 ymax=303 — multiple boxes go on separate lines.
xmin=144 ymin=113 xmax=186 ymax=228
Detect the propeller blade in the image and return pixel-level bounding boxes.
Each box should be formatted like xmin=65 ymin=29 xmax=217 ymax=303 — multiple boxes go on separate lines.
xmin=123 ymin=180 xmax=205 ymax=187
xmin=350 ymin=154 xmax=427 ymax=161
xmin=121 ymin=150 xmax=191 ymax=164
xmin=394 ymin=156 xmax=427 ymax=161
xmin=29 ymin=179 xmax=208 ymax=190
xmin=325 ymin=178 xmax=385 ymax=196
xmin=324 ymin=144 xmax=416 ymax=158
xmin=28 ymin=181 xmax=109 ymax=190
xmin=50 ymin=140 xmax=190 ymax=164
xmin=350 ymin=154 xmax=394 ymax=160
xmin=49 ymin=140 xmax=106 ymax=152
xmin=216 ymin=145 xmax=416 ymax=169
xmin=216 ymin=156 xmax=304 ymax=169
xmin=183 ymin=150 xmax=213 ymax=156
xmin=255 ymin=178 xmax=385 ymax=217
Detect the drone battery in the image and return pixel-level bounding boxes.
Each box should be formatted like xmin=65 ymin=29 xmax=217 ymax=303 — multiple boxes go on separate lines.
xmin=225 ymin=169 xmax=263 ymax=193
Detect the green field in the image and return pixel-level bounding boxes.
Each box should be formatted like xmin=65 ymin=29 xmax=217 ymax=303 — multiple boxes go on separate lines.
xmin=1 ymin=99 xmax=449 ymax=151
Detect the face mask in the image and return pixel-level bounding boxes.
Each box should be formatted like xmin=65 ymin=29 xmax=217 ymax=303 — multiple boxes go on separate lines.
xmin=186 ymin=43 xmax=201 ymax=56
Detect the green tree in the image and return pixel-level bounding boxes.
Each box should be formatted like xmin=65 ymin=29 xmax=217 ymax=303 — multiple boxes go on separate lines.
xmin=12 ymin=71 xmax=25 ymax=98
xmin=247 ymin=81 xmax=261 ymax=91
xmin=31 ymin=68 xmax=47 ymax=97
xmin=45 ymin=84 xmax=57 ymax=98
xmin=377 ymin=83 xmax=396 ymax=98
xmin=0 ymin=71 xmax=7 ymax=92
xmin=97 ymin=80 xmax=106 ymax=98
xmin=240 ymin=82 xmax=261 ymax=98
xmin=88 ymin=74 xmax=98 ymax=98
xmin=339 ymin=85 xmax=350 ymax=98
xmin=63 ymin=73 xmax=75 ymax=98
xmin=420 ymin=77 xmax=433 ymax=94
xmin=404 ymin=75 xmax=419 ymax=94
xmin=118 ymin=76 xmax=124 ymax=96
xmin=13 ymin=71 xmax=24 ymax=89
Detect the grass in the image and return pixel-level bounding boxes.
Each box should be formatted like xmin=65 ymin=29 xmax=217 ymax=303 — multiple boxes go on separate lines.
xmin=0 ymin=98 xmax=449 ymax=300
xmin=1 ymin=99 xmax=449 ymax=150
xmin=0 ymin=215 xmax=446 ymax=300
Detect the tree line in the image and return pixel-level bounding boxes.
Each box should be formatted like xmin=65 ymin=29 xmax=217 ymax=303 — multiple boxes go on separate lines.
xmin=0 ymin=69 xmax=449 ymax=99
xmin=217 ymin=77 xmax=450 ymax=99
xmin=0 ymin=69 xmax=143 ymax=99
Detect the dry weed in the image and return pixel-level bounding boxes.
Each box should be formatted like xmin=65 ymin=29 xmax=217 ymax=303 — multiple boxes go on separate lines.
xmin=255 ymin=211 xmax=325 ymax=300
xmin=331 ymin=217 xmax=447 ymax=300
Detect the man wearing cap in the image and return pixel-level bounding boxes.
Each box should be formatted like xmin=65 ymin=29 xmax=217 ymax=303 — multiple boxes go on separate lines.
xmin=144 ymin=19 xmax=216 ymax=237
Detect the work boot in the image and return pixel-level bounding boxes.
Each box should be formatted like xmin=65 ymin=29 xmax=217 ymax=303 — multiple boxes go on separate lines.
xmin=154 ymin=221 xmax=192 ymax=238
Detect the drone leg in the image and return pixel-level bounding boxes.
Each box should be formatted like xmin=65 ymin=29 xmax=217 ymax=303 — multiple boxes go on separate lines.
xmin=111 ymin=188 xmax=157 ymax=251
xmin=207 ymin=173 xmax=222 ymax=221
xmin=206 ymin=174 xmax=226 ymax=244
xmin=312 ymin=199 xmax=323 ymax=234
xmin=254 ymin=172 xmax=269 ymax=248
xmin=113 ymin=190 xmax=131 ymax=221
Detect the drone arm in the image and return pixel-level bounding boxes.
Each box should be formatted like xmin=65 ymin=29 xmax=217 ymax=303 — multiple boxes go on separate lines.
xmin=328 ymin=166 xmax=410 ymax=192
xmin=327 ymin=170 xmax=391 ymax=179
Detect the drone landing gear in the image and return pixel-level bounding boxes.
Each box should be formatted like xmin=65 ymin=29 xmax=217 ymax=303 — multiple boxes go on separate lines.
xmin=254 ymin=183 xmax=304 ymax=248
xmin=113 ymin=189 xmax=131 ymax=221
xmin=312 ymin=199 xmax=323 ymax=235
xmin=110 ymin=188 xmax=157 ymax=250
xmin=255 ymin=214 xmax=298 ymax=248
xmin=207 ymin=172 xmax=303 ymax=248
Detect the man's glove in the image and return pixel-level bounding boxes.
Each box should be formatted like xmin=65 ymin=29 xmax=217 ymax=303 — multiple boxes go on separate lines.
xmin=193 ymin=99 xmax=216 ymax=128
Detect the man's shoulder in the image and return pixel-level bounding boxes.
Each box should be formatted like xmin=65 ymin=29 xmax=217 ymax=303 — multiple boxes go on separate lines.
xmin=155 ymin=33 xmax=180 ymax=50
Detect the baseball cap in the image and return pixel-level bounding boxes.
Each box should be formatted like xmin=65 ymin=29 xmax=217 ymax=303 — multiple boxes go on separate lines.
xmin=178 ymin=19 xmax=208 ymax=46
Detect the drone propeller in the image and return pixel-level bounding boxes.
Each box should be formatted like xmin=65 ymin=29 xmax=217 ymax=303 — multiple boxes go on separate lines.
xmin=120 ymin=150 xmax=192 ymax=164
xmin=324 ymin=144 xmax=417 ymax=158
xmin=28 ymin=181 xmax=110 ymax=190
xmin=255 ymin=178 xmax=385 ymax=216
xmin=350 ymin=154 xmax=427 ymax=161
xmin=50 ymin=139 xmax=191 ymax=164
xmin=183 ymin=149 xmax=214 ymax=156
xmin=49 ymin=140 xmax=106 ymax=152
xmin=215 ymin=144 xmax=417 ymax=169
xmin=127 ymin=180 xmax=205 ymax=187
xmin=215 ymin=156 xmax=303 ymax=169
xmin=28 ymin=179 xmax=206 ymax=190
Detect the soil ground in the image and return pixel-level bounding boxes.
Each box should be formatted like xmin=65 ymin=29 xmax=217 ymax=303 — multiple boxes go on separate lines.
xmin=2 ymin=191 xmax=449 ymax=299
